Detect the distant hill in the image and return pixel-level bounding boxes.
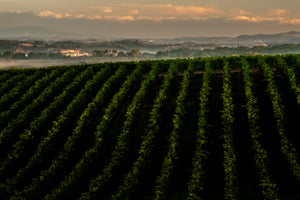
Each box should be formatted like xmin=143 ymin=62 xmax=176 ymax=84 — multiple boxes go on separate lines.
xmin=1 ymin=26 xmax=300 ymax=47
xmin=159 ymin=31 xmax=300 ymax=46
xmin=0 ymin=27 xmax=66 ymax=40
xmin=0 ymin=26 xmax=110 ymax=41
xmin=231 ymin=31 xmax=300 ymax=44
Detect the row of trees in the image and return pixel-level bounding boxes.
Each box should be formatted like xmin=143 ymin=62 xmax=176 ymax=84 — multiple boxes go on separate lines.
xmin=92 ymin=49 xmax=141 ymax=57
xmin=0 ymin=50 xmax=142 ymax=59
xmin=3 ymin=44 xmax=300 ymax=60
xmin=156 ymin=44 xmax=300 ymax=58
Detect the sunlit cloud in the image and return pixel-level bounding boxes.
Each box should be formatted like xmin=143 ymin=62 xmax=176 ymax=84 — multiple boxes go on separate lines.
xmin=37 ymin=11 xmax=64 ymax=19
xmin=164 ymin=4 xmax=222 ymax=15
xmin=35 ymin=10 xmax=137 ymax=21
xmin=104 ymin=15 xmax=135 ymax=21
xmin=229 ymin=8 xmax=251 ymax=17
xmin=136 ymin=16 xmax=175 ymax=22
xmin=268 ymin=9 xmax=287 ymax=16
xmin=84 ymin=4 xmax=224 ymax=19
xmin=78 ymin=14 xmax=136 ymax=21
xmin=280 ymin=18 xmax=300 ymax=25
xmin=103 ymin=9 xmax=113 ymax=13
xmin=234 ymin=16 xmax=276 ymax=22
xmin=137 ymin=4 xmax=224 ymax=18
xmin=74 ymin=14 xmax=85 ymax=19
xmin=65 ymin=13 xmax=72 ymax=17
xmin=31 ymin=4 xmax=300 ymax=25
xmin=5 ymin=10 xmax=23 ymax=14
xmin=229 ymin=8 xmax=298 ymax=25
xmin=232 ymin=14 xmax=300 ymax=25
xmin=88 ymin=6 xmax=113 ymax=13
xmin=129 ymin=9 xmax=139 ymax=15
xmin=86 ymin=15 xmax=103 ymax=20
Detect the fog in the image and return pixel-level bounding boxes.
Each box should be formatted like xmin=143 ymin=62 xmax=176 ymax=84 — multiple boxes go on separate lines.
xmin=0 ymin=57 xmax=157 ymax=70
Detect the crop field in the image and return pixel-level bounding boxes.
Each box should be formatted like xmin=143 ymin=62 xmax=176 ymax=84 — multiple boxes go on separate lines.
xmin=0 ymin=55 xmax=299 ymax=199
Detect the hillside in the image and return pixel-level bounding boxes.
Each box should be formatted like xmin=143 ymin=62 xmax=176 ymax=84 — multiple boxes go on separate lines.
xmin=0 ymin=55 xmax=300 ymax=199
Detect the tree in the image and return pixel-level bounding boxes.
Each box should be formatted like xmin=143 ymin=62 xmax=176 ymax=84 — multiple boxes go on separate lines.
xmin=13 ymin=53 xmax=27 ymax=59
xmin=117 ymin=51 xmax=128 ymax=57
xmin=3 ymin=51 xmax=14 ymax=59
xmin=28 ymin=52 xmax=37 ymax=59
xmin=129 ymin=49 xmax=141 ymax=57
xmin=49 ymin=52 xmax=64 ymax=59
xmin=156 ymin=51 xmax=170 ymax=58
xmin=93 ymin=50 xmax=104 ymax=57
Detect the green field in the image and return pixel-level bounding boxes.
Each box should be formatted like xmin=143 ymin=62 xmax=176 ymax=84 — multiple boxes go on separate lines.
xmin=0 ymin=55 xmax=300 ymax=199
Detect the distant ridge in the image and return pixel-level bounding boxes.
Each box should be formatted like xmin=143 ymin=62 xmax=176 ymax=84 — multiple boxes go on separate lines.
xmin=1 ymin=26 xmax=300 ymax=45
xmin=159 ymin=31 xmax=300 ymax=45
xmin=0 ymin=27 xmax=66 ymax=40
xmin=232 ymin=31 xmax=300 ymax=43
xmin=0 ymin=26 xmax=111 ymax=41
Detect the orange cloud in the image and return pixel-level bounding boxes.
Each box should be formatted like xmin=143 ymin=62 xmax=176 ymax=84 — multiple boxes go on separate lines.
xmin=36 ymin=10 xmax=136 ymax=21
xmin=140 ymin=4 xmax=224 ymax=17
xmin=104 ymin=15 xmax=135 ymax=21
xmin=34 ymin=5 xmax=300 ymax=25
xmin=37 ymin=11 xmax=64 ymax=19
xmin=103 ymin=9 xmax=113 ymax=13
xmin=169 ymin=5 xmax=217 ymax=15
xmin=129 ymin=9 xmax=139 ymax=15
xmin=86 ymin=15 xmax=103 ymax=20
xmin=229 ymin=8 xmax=251 ymax=16
xmin=137 ymin=16 xmax=175 ymax=22
xmin=74 ymin=14 xmax=85 ymax=19
xmin=234 ymin=15 xmax=277 ymax=22
xmin=229 ymin=8 xmax=296 ymax=24
xmin=280 ymin=18 xmax=300 ymax=25
xmin=268 ymin=9 xmax=287 ymax=16
xmin=88 ymin=6 xmax=113 ymax=13
xmin=233 ymin=14 xmax=300 ymax=25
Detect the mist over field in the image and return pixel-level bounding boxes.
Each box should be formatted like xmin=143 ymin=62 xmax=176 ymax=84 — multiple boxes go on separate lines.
xmin=0 ymin=57 xmax=155 ymax=69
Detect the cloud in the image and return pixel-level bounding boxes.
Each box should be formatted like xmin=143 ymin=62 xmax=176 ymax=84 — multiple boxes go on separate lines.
xmin=103 ymin=9 xmax=113 ymax=13
xmin=136 ymin=16 xmax=175 ymax=22
xmin=280 ymin=18 xmax=300 ymax=25
xmin=86 ymin=15 xmax=103 ymax=20
xmin=173 ymin=5 xmax=221 ymax=16
xmin=268 ymin=9 xmax=287 ymax=16
xmin=129 ymin=9 xmax=139 ymax=15
xmin=234 ymin=15 xmax=276 ymax=22
xmin=229 ymin=8 xmax=251 ymax=16
xmin=31 ymin=5 xmax=300 ymax=25
xmin=104 ymin=15 xmax=135 ymax=21
xmin=88 ymin=6 xmax=113 ymax=13
xmin=232 ymin=14 xmax=300 ymax=25
xmin=65 ymin=13 xmax=72 ymax=17
xmin=35 ymin=10 xmax=136 ymax=21
xmin=161 ymin=4 xmax=213 ymax=15
xmin=37 ymin=11 xmax=64 ymax=19
xmin=228 ymin=8 xmax=298 ymax=24
xmin=84 ymin=4 xmax=224 ymax=19
xmin=74 ymin=14 xmax=85 ymax=19
xmin=138 ymin=4 xmax=224 ymax=17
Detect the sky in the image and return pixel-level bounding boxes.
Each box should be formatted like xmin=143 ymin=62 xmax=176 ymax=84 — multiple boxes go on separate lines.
xmin=1 ymin=0 xmax=300 ymax=38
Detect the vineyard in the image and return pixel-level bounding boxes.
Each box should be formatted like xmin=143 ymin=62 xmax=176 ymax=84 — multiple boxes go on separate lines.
xmin=0 ymin=54 xmax=300 ymax=199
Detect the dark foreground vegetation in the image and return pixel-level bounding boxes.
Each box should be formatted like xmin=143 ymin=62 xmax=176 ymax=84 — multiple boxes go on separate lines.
xmin=0 ymin=54 xmax=300 ymax=199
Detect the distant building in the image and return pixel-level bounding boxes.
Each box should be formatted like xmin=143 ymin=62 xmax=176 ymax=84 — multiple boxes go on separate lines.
xmin=19 ymin=43 xmax=34 ymax=47
xmin=61 ymin=49 xmax=90 ymax=57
